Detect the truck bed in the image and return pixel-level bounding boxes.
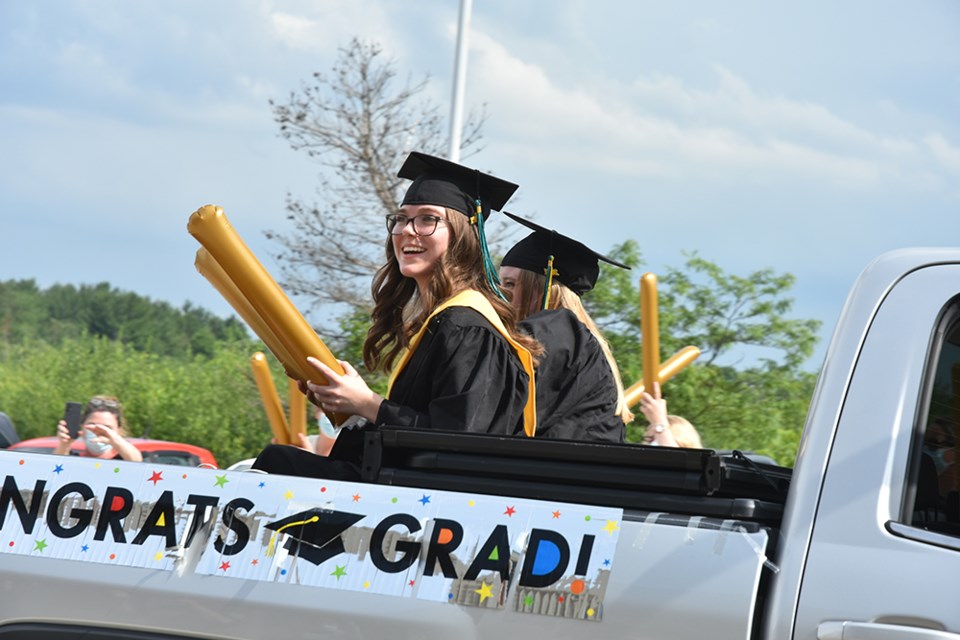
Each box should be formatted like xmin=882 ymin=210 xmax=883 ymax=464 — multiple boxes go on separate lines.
xmin=0 ymin=430 xmax=789 ymax=640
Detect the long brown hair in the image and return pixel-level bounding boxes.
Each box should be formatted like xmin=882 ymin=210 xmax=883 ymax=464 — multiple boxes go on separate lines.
xmin=364 ymin=209 xmax=541 ymax=373
xmin=511 ymin=268 xmax=634 ymax=424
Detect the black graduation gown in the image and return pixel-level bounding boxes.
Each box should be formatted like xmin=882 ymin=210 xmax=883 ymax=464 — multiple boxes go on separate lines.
xmin=377 ymin=306 xmax=529 ymax=434
xmin=519 ymin=309 xmax=625 ymax=443
xmin=253 ymin=305 xmax=530 ymax=478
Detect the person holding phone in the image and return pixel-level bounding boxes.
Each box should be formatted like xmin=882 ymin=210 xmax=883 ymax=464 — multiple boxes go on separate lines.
xmin=53 ymin=395 xmax=143 ymax=461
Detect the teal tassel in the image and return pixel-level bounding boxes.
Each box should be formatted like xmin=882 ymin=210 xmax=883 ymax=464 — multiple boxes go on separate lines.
xmin=475 ymin=201 xmax=507 ymax=302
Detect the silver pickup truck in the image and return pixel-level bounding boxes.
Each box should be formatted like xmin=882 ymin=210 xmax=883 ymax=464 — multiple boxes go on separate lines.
xmin=1 ymin=248 xmax=958 ymax=640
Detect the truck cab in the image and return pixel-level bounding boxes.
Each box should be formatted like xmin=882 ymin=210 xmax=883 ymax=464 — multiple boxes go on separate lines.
xmin=766 ymin=248 xmax=960 ymax=640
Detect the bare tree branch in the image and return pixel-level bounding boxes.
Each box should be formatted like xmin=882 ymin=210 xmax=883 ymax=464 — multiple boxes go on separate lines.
xmin=265 ymin=38 xmax=486 ymax=333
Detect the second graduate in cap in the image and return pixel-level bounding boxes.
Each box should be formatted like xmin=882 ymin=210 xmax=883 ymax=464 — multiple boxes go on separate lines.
xmin=500 ymin=212 xmax=633 ymax=442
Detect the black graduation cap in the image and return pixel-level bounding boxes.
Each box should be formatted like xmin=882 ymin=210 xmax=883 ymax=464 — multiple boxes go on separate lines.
xmin=264 ymin=507 xmax=364 ymax=566
xmin=500 ymin=211 xmax=630 ymax=296
xmin=398 ymin=151 xmax=519 ymax=220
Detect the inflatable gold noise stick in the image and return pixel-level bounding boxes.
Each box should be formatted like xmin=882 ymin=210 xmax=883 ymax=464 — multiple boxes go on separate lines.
xmin=288 ymin=378 xmax=307 ymax=442
xmin=624 ymin=346 xmax=701 ymax=408
xmin=188 ymin=204 xmax=348 ymax=426
xmin=195 ymin=248 xmax=298 ymax=369
xmin=640 ymin=273 xmax=661 ymax=394
xmin=250 ymin=353 xmax=290 ymax=445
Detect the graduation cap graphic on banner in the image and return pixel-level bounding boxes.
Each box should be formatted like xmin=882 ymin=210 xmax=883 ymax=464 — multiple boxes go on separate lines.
xmin=264 ymin=507 xmax=365 ymax=566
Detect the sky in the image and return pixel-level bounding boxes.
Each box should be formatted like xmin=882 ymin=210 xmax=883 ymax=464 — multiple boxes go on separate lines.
xmin=1 ymin=0 xmax=958 ymax=371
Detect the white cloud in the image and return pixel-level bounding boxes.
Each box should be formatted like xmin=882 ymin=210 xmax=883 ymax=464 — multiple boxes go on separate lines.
xmin=467 ymin=29 xmax=954 ymax=194
xmin=925 ymin=133 xmax=960 ymax=177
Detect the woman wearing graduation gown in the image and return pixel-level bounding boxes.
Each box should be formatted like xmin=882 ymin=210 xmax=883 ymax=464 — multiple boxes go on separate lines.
xmin=252 ymin=152 xmax=540 ymax=479
xmin=498 ymin=212 xmax=632 ymax=443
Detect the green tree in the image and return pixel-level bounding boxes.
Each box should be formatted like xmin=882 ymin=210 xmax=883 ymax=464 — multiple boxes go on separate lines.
xmin=588 ymin=241 xmax=820 ymax=465
xmin=0 ymin=334 xmax=291 ymax=467
xmin=0 ymin=279 xmax=251 ymax=359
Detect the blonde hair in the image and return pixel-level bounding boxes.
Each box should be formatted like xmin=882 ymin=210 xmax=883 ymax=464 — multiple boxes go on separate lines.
xmin=667 ymin=415 xmax=702 ymax=448
xmin=512 ymin=268 xmax=634 ymax=424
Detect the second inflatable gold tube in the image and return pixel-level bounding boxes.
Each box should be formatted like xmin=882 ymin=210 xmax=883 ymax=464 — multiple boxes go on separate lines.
xmin=189 ymin=205 xmax=348 ymax=425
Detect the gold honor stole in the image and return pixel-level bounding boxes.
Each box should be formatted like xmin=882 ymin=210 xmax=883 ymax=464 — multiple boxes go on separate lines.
xmin=386 ymin=290 xmax=537 ymax=437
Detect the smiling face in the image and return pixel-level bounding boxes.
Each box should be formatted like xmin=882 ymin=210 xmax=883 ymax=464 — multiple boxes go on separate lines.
xmin=392 ymin=204 xmax=451 ymax=291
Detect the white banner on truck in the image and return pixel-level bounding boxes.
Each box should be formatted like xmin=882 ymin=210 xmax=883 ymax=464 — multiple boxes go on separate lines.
xmin=1 ymin=453 xmax=622 ymax=621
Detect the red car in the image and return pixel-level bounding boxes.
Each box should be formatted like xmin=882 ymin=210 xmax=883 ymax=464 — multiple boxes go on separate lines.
xmin=8 ymin=436 xmax=218 ymax=468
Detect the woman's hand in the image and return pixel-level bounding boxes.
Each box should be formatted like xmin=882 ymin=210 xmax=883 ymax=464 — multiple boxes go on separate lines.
xmin=53 ymin=419 xmax=73 ymax=455
xmin=638 ymin=382 xmax=669 ymax=426
xmin=304 ymin=357 xmax=384 ymax=423
xmin=639 ymin=382 xmax=679 ymax=447
xmin=85 ymin=423 xmax=143 ymax=462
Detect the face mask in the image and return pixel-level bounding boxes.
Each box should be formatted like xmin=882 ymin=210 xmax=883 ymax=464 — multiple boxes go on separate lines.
xmin=84 ymin=429 xmax=114 ymax=457
xmin=317 ymin=415 xmax=340 ymax=439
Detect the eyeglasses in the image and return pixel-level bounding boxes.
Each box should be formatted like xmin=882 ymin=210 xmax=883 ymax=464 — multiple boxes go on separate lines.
xmin=385 ymin=214 xmax=445 ymax=237
xmin=87 ymin=397 xmax=120 ymax=411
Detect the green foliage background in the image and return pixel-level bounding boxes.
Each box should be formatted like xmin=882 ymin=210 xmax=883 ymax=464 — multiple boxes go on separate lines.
xmin=0 ymin=280 xmax=295 ymax=467
xmin=0 ymin=254 xmax=821 ymax=468
xmin=586 ymin=241 xmax=820 ymax=464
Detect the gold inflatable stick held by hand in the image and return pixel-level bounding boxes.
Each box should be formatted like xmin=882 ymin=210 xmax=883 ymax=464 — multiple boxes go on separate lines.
xmin=640 ymin=273 xmax=661 ymax=394
xmin=188 ymin=205 xmax=348 ymax=425
xmin=624 ymin=345 xmax=701 ymax=407
xmin=288 ymin=378 xmax=307 ymax=443
xmin=250 ymin=353 xmax=290 ymax=445
xmin=195 ymin=248 xmax=297 ymax=370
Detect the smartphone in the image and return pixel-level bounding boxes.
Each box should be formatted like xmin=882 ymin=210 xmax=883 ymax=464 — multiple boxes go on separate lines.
xmin=63 ymin=402 xmax=83 ymax=439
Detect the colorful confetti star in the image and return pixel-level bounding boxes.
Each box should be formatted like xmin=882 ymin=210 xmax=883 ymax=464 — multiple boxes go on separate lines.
xmin=33 ymin=539 xmax=48 ymax=552
xmin=154 ymin=552 xmax=164 ymax=561
xmin=214 ymin=474 xmax=229 ymax=488
xmin=557 ymin=595 xmax=565 ymax=603
xmin=408 ymin=579 xmax=415 ymax=587
xmin=603 ymin=559 xmax=611 ymax=567
xmin=219 ymin=561 xmax=231 ymax=572
xmin=419 ymin=494 xmax=431 ymax=506
xmin=53 ymin=464 xmax=64 ymax=474
xmin=352 ymin=493 xmax=361 ymax=502
xmin=523 ymin=595 xmax=534 ymax=608
xmin=603 ymin=519 xmax=620 ymax=535
xmin=148 ymin=470 xmax=163 ymax=485
xmin=284 ymin=490 xmax=294 ymax=500
xmin=258 ymin=481 xmax=266 ymax=488
xmin=475 ymin=582 xmax=493 ymax=603
xmin=552 ymin=510 xmax=561 ymax=519
xmin=504 ymin=505 xmax=516 ymax=517
xmin=81 ymin=544 xmax=89 ymax=552
xmin=251 ymin=559 xmax=259 ymax=566
xmin=331 ymin=565 xmax=347 ymax=580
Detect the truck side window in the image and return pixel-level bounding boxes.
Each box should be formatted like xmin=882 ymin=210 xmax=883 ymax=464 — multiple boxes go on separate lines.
xmin=911 ymin=312 xmax=960 ymax=535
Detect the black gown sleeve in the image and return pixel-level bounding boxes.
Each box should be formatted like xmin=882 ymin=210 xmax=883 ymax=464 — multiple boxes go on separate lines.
xmin=519 ymin=309 xmax=625 ymax=443
xmin=376 ymin=307 xmax=529 ymax=436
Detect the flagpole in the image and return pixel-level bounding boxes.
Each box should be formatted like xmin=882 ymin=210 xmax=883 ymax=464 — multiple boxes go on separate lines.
xmin=448 ymin=0 xmax=473 ymax=162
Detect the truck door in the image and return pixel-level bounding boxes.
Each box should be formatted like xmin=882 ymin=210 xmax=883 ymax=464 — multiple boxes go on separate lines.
xmin=794 ymin=262 xmax=960 ymax=640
